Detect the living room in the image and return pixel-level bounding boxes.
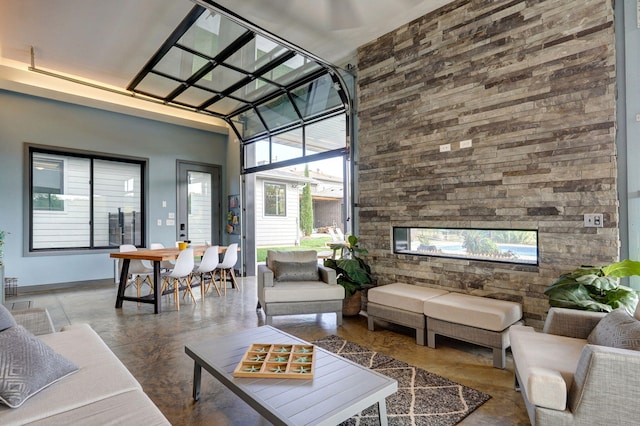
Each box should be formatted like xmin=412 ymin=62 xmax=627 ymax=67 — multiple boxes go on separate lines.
xmin=1 ymin=0 xmax=640 ymax=424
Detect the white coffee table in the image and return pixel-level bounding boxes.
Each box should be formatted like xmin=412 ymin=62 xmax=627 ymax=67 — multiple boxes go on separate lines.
xmin=185 ymin=325 xmax=398 ymax=426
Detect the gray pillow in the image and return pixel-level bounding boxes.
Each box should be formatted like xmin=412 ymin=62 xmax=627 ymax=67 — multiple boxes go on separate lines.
xmin=0 ymin=325 xmax=78 ymax=408
xmin=272 ymin=260 xmax=319 ymax=282
xmin=0 ymin=304 xmax=16 ymax=332
xmin=588 ymin=308 xmax=640 ymax=350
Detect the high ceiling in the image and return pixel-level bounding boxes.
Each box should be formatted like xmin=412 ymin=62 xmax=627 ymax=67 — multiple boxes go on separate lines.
xmin=0 ymin=0 xmax=453 ymax=128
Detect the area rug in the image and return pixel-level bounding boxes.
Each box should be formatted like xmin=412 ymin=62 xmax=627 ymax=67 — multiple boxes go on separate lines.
xmin=312 ymin=335 xmax=491 ymax=426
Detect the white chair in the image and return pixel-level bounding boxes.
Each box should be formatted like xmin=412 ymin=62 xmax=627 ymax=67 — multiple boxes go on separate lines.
xmin=118 ymin=244 xmax=154 ymax=299
xmin=193 ymin=245 xmax=221 ymax=298
xmin=160 ymin=248 xmax=195 ymax=311
xmin=150 ymin=242 xmax=175 ymax=271
xmin=216 ymin=243 xmax=239 ymax=294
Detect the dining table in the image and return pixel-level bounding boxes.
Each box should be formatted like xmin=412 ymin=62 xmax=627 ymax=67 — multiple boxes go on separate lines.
xmin=110 ymin=245 xmax=231 ymax=314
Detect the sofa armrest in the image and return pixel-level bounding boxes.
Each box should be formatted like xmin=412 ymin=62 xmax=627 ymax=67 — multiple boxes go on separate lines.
xmin=11 ymin=307 xmax=55 ymax=335
xmin=318 ymin=265 xmax=337 ymax=285
xmin=568 ymin=344 xmax=640 ymax=423
xmin=542 ymin=307 xmax=606 ymax=339
xmin=258 ymin=264 xmax=274 ymax=289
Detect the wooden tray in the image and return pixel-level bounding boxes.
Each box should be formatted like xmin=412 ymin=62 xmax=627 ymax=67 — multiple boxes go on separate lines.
xmin=233 ymin=343 xmax=315 ymax=379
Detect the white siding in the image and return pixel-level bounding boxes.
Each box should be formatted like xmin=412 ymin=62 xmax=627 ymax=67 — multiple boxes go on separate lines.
xmin=255 ymin=178 xmax=299 ymax=247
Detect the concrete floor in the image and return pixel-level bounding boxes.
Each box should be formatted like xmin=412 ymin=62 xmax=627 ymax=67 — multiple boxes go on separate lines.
xmin=9 ymin=278 xmax=530 ymax=425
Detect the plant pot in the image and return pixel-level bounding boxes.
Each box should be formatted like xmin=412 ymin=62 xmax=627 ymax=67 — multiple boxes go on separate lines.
xmin=342 ymin=290 xmax=362 ymax=316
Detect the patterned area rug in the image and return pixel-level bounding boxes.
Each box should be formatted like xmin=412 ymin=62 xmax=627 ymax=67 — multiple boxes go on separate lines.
xmin=312 ymin=335 xmax=491 ymax=426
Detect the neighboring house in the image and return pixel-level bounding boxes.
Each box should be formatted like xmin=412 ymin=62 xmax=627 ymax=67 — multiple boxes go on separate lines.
xmin=255 ymin=168 xmax=344 ymax=247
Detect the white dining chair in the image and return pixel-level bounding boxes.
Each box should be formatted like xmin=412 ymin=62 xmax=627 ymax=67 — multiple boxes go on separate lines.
xmin=149 ymin=242 xmax=175 ymax=271
xmin=193 ymin=245 xmax=220 ymax=298
xmin=118 ymin=244 xmax=154 ymax=300
xmin=216 ymin=243 xmax=239 ymax=294
xmin=161 ymin=248 xmax=195 ymax=311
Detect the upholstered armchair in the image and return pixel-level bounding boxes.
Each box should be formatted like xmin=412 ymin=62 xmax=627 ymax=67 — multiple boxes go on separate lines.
xmin=257 ymin=250 xmax=345 ymax=326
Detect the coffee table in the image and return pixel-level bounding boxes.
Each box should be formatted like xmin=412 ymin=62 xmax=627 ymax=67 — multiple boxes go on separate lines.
xmin=185 ymin=326 xmax=398 ymax=426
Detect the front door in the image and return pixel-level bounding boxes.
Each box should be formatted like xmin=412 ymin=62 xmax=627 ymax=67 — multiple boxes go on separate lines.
xmin=176 ymin=161 xmax=221 ymax=245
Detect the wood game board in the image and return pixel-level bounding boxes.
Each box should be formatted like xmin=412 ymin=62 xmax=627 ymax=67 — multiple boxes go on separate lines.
xmin=233 ymin=343 xmax=315 ymax=379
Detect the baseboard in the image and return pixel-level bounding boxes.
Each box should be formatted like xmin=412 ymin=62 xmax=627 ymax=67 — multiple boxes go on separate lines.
xmin=14 ymin=278 xmax=115 ymax=294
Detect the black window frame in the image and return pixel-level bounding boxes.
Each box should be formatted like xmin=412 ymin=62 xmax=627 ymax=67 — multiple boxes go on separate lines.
xmin=27 ymin=145 xmax=147 ymax=253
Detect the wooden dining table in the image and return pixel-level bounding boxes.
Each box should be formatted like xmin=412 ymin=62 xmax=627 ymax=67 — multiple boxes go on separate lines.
xmin=110 ymin=245 xmax=230 ymax=314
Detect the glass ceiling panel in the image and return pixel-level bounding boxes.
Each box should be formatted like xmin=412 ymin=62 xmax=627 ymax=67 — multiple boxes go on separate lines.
xmin=230 ymin=79 xmax=279 ymax=102
xmin=153 ymin=47 xmax=205 ymax=81
xmin=173 ymin=86 xmax=216 ymax=107
xmin=205 ymin=97 xmax=244 ymax=116
xmin=194 ymin=65 xmax=245 ymax=92
xmin=246 ymin=139 xmax=270 ymax=168
xmin=135 ymin=73 xmax=182 ymax=98
xmin=292 ymin=74 xmax=343 ymax=119
xmin=239 ymin=108 xmax=267 ymax=139
xmin=224 ymin=35 xmax=289 ymax=73
xmin=178 ymin=11 xmax=247 ymax=58
xmin=265 ymin=55 xmax=323 ymax=87
xmin=257 ymin=93 xmax=300 ymax=131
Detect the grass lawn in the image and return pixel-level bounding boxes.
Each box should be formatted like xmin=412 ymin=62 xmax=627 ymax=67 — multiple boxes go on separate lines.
xmin=257 ymin=236 xmax=332 ymax=262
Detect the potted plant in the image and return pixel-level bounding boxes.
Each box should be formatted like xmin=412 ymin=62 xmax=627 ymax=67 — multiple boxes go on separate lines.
xmin=544 ymin=259 xmax=640 ymax=314
xmin=324 ymin=234 xmax=373 ymax=316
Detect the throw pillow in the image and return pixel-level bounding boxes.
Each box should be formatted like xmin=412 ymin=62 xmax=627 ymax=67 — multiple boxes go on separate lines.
xmin=0 ymin=304 xmax=16 ymax=332
xmin=587 ymin=308 xmax=640 ymax=350
xmin=272 ymin=260 xmax=319 ymax=282
xmin=0 ymin=325 xmax=78 ymax=408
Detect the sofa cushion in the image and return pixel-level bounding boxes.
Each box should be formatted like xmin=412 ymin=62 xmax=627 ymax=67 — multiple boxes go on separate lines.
xmin=266 ymin=250 xmax=317 ymax=269
xmin=272 ymin=260 xmax=319 ymax=282
xmin=588 ymin=308 xmax=640 ymax=350
xmin=0 ymin=326 xmax=78 ymax=408
xmin=509 ymin=325 xmax=587 ymax=411
xmin=263 ymin=281 xmax=344 ymax=303
xmin=368 ymin=283 xmax=449 ymax=314
xmin=0 ymin=305 xmax=16 ymax=332
xmin=423 ymin=292 xmax=522 ymax=331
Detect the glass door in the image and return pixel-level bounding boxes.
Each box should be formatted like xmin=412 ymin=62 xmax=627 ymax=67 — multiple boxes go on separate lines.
xmin=177 ymin=161 xmax=221 ymax=245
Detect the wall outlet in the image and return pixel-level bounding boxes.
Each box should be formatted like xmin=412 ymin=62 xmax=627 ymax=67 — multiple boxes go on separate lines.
xmin=439 ymin=143 xmax=451 ymax=152
xmin=584 ymin=213 xmax=604 ymax=228
xmin=460 ymin=139 xmax=472 ymax=148
xmin=157 ymin=219 xmax=162 ymax=226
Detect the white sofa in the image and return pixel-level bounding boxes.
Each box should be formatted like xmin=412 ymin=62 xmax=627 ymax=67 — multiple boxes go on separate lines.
xmin=0 ymin=307 xmax=169 ymax=425
xmin=510 ymin=306 xmax=640 ymax=425
xmin=257 ymin=250 xmax=345 ymax=325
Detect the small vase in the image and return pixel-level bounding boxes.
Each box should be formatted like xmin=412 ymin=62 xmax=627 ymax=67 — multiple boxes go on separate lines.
xmin=342 ymin=290 xmax=362 ymax=316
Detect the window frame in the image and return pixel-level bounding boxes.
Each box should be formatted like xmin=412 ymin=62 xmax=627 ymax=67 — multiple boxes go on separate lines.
xmin=25 ymin=144 xmax=148 ymax=254
xmin=32 ymin=156 xmax=65 ymax=211
xmin=263 ymin=181 xmax=286 ymax=217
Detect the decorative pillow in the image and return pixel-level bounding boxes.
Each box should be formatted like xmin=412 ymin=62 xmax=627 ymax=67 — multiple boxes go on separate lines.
xmin=588 ymin=308 xmax=640 ymax=350
xmin=0 ymin=304 xmax=16 ymax=332
xmin=272 ymin=260 xmax=319 ymax=282
xmin=0 ymin=325 xmax=78 ymax=408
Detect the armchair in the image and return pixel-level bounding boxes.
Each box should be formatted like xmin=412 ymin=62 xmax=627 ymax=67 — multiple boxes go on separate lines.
xmin=510 ymin=307 xmax=640 ymax=425
xmin=257 ymin=250 xmax=345 ymax=326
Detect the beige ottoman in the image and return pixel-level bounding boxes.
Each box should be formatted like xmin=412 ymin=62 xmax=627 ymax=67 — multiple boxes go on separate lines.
xmin=367 ymin=283 xmax=449 ymax=345
xmin=423 ymin=292 xmax=522 ymax=368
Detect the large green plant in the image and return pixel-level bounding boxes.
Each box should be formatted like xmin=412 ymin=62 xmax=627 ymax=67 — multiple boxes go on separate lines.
xmin=324 ymin=235 xmax=373 ymax=297
xmin=544 ymin=259 xmax=640 ymax=313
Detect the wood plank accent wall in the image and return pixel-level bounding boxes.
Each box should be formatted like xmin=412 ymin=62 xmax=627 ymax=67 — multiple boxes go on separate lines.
xmin=356 ymin=0 xmax=617 ymax=327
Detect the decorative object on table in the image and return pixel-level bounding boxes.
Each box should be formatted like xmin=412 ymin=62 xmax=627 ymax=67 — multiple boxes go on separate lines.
xmin=544 ymin=259 xmax=640 ymax=314
xmin=313 ymin=335 xmax=491 ymax=426
xmin=227 ymin=195 xmax=240 ymax=234
xmin=233 ymin=343 xmax=315 ymax=379
xmin=323 ymin=234 xmax=373 ymax=315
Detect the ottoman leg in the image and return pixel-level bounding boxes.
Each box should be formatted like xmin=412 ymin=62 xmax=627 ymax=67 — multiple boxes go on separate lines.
xmin=416 ymin=327 xmax=426 ymax=346
xmin=427 ymin=330 xmax=436 ymax=348
xmin=493 ymin=347 xmax=506 ymax=369
xmin=367 ymin=315 xmax=375 ymax=331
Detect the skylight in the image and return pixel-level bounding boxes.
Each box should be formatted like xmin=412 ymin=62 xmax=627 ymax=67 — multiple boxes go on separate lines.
xmin=128 ymin=2 xmax=350 ymax=155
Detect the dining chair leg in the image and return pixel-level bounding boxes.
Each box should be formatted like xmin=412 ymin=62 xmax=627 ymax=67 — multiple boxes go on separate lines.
xmin=206 ymin=271 xmax=222 ymax=297
xmin=228 ymin=268 xmax=240 ymax=291
xmin=174 ymin=278 xmax=180 ymax=311
xmin=184 ymin=276 xmax=197 ymax=305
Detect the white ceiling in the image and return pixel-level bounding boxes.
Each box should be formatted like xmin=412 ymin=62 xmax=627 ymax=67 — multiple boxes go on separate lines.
xmin=0 ymin=0 xmax=453 ymax=90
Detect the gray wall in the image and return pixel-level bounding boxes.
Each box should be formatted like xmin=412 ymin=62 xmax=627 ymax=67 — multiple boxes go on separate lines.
xmin=0 ymin=90 xmax=229 ymax=287
xmin=356 ymin=0 xmax=618 ymax=327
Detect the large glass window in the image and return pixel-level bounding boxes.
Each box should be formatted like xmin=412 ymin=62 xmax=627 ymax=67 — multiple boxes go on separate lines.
xmin=264 ymin=182 xmax=286 ymax=216
xmin=29 ymin=147 xmax=146 ymax=251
